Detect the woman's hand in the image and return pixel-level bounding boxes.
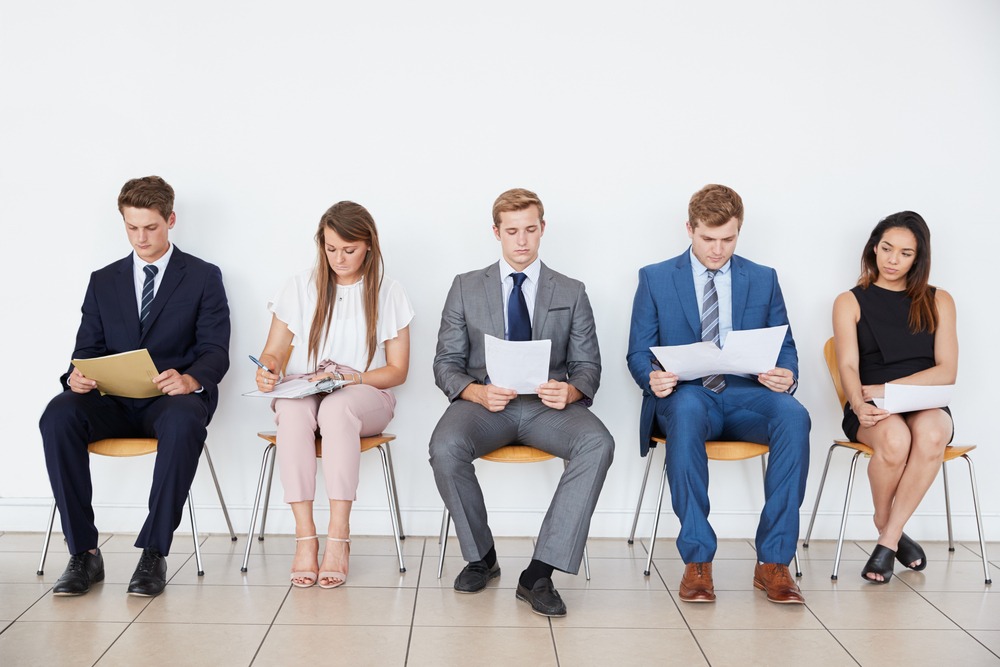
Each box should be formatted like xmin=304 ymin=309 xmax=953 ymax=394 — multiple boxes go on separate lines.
xmin=256 ymin=366 xmax=279 ymax=393
xmin=853 ymin=400 xmax=890 ymax=430
xmin=309 ymin=371 xmax=360 ymax=384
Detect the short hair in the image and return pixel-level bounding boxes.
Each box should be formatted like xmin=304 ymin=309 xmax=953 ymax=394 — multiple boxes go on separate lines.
xmin=492 ymin=188 xmax=544 ymax=227
xmin=688 ymin=184 xmax=744 ymax=229
xmin=118 ymin=176 xmax=174 ymax=221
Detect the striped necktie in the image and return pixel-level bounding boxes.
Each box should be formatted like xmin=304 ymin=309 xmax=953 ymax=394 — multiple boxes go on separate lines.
xmin=701 ymin=270 xmax=726 ymax=393
xmin=140 ymin=265 xmax=159 ymax=333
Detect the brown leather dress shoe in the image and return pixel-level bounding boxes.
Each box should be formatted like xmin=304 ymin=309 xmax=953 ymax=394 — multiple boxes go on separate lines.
xmin=753 ymin=563 xmax=805 ymax=604
xmin=679 ymin=562 xmax=716 ymax=602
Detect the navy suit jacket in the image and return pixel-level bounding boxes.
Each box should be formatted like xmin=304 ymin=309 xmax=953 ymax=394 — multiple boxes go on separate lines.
xmin=626 ymin=249 xmax=798 ymax=456
xmin=64 ymin=246 xmax=231 ymax=418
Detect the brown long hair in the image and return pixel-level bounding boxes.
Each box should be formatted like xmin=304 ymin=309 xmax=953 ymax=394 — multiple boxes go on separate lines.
xmin=307 ymin=202 xmax=384 ymax=370
xmin=858 ymin=211 xmax=937 ymax=333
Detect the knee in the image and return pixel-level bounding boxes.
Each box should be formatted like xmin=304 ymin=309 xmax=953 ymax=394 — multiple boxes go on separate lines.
xmin=39 ymin=393 xmax=86 ymax=439
xmin=428 ymin=426 xmax=472 ymax=473
xmin=877 ymin=431 xmax=911 ymax=468
xmin=154 ymin=399 xmax=208 ymax=441
xmin=775 ymin=401 xmax=811 ymax=439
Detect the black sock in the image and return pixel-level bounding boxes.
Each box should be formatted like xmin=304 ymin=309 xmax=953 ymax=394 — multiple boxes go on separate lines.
xmin=481 ymin=545 xmax=497 ymax=569
xmin=519 ymin=558 xmax=554 ymax=589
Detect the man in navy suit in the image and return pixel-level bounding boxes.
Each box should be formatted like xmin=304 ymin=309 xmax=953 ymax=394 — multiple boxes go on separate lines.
xmin=626 ymin=184 xmax=809 ymax=604
xmin=39 ymin=176 xmax=230 ymax=597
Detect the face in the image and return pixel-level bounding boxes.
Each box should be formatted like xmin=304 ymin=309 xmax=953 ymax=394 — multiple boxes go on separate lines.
xmin=874 ymin=226 xmax=918 ymax=288
xmin=494 ymin=205 xmax=545 ymax=271
xmin=123 ymin=206 xmax=175 ymax=263
xmin=323 ymin=228 xmax=369 ymax=285
xmin=687 ymin=216 xmax=740 ymax=270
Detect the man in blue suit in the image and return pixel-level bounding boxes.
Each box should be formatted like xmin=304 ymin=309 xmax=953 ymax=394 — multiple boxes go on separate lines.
xmin=627 ymin=184 xmax=809 ymax=604
xmin=39 ymin=176 xmax=230 ymax=597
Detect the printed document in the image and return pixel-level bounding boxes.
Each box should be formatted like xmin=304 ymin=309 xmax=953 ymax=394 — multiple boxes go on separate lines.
xmin=484 ymin=335 xmax=551 ymax=394
xmin=650 ymin=325 xmax=788 ymax=381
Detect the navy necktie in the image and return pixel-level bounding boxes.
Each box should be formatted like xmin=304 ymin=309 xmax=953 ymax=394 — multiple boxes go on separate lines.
xmin=507 ymin=272 xmax=531 ymax=341
xmin=140 ymin=265 xmax=158 ymax=334
xmin=701 ymin=270 xmax=726 ymax=393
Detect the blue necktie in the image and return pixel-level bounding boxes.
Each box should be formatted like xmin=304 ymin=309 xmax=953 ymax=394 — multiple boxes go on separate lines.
xmin=507 ymin=272 xmax=531 ymax=341
xmin=140 ymin=265 xmax=158 ymax=334
xmin=701 ymin=270 xmax=726 ymax=393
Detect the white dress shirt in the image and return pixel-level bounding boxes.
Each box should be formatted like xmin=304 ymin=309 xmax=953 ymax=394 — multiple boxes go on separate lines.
xmin=132 ymin=244 xmax=174 ymax=315
xmin=499 ymin=257 xmax=541 ymax=338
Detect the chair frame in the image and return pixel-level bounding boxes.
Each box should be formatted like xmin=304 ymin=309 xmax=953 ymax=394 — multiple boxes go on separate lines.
xmin=436 ymin=445 xmax=591 ymax=581
xmin=38 ymin=439 xmax=235 ymax=577
xmin=240 ymin=431 xmax=406 ymax=573
xmin=628 ymin=437 xmax=801 ymax=578
xmin=803 ymin=337 xmax=991 ymax=583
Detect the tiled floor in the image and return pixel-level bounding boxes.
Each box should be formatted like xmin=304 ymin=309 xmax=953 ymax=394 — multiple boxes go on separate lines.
xmin=1 ymin=531 xmax=998 ymax=666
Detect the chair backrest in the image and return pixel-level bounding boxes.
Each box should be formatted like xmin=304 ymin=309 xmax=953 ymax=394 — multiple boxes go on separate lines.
xmin=823 ymin=337 xmax=849 ymax=409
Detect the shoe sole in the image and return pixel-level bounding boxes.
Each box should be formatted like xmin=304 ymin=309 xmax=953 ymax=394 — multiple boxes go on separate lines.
xmin=753 ymin=580 xmax=805 ymax=604
xmin=678 ymin=594 xmax=716 ymax=603
xmin=515 ymin=590 xmax=566 ymax=617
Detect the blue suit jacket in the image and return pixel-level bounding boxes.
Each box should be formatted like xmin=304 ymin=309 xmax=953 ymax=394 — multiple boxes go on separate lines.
xmin=626 ymin=249 xmax=798 ymax=456
xmin=64 ymin=246 xmax=231 ymax=418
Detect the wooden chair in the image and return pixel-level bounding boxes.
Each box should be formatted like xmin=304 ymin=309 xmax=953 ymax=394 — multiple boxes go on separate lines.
xmin=38 ymin=439 xmax=235 ymax=577
xmin=802 ymin=337 xmax=991 ymax=583
xmin=628 ymin=437 xmax=801 ymax=578
xmin=436 ymin=445 xmax=591 ymax=580
xmin=240 ymin=431 xmax=406 ymax=573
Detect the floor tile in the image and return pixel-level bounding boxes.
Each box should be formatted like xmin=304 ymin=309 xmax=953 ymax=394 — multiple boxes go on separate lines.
xmin=136 ymin=584 xmax=289 ymax=625
xmin=553 ymin=557 xmax=670 ymax=590
xmin=694 ymin=628 xmax=856 ymax=666
xmin=407 ymin=626 xmax=556 ymax=667
xmin=804 ymin=590 xmax=958 ymax=630
xmin=795 ymin=558 xmax=914 ymax=592
xmin=549 ymin=589 xmax=686 ymax=628
xmin=0 ymin=583 xmax=50 ymax=619
xmin=0 ymin=621 xmax=127 ymax=667
xmin=677 ymin=590 xmax=824 ymax=630
xmin=554 ymin=627 xmax=707 ymax=665
xmin=0 ymin=552 xmax=56 ymax=584
xmin=230 ymin=534 xmax=425 ymax=558
xmin=796 ymin=539 xmax=872 ymax=561
xmin=832 ymin=629 xmax=1000 ymax=666
xmin=412 ymin=586 xmax=548 ymax=628
xmin=254 ymin=624 xmax=410 ymax=666
xmin=274 ymin=586 xmax=416 ymax=626
xmin=894 ymin=557 xmax=995 ymax=592
xmin=98 ymin=533 xmax=197 ymax=555
xmin=921 ymin=591 xmax=1000 ymax=630
xmin=18 ymin=584 xmax=154 ymax=623
xmin=642 ymin=537 xmax=757 ymax=560
xmin=579 ymin=537 xmax=650 ymax=559
xmin=655 ymin=558 xmax=759 ymax=592
xmin=96 ymin=622 xmax=268 ymax=667
xmin=419 ymin=556 xmax=521 ymax=590
xmin=968 ymin=631 xmax=1000 ymax=659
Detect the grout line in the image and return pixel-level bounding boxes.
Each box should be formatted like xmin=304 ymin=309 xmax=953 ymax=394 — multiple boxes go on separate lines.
xmin=403 ymin=537 xmax=426 ymax=666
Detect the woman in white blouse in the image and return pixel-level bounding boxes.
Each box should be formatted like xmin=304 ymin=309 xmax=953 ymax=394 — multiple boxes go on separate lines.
xmin=255 ymin=202 xmax=413 ymax=589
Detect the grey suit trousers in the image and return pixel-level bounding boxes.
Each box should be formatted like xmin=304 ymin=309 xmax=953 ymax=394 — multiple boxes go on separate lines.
xmin=429 ymin=395 xmax=614 ymax=574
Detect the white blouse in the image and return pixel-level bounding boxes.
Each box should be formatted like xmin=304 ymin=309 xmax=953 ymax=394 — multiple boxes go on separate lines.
xmin=268 ymin=270 xmax=414 ymax=375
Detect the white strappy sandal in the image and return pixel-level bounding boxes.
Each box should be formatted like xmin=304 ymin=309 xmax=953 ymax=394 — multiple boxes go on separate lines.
xmin=290 ymin=535 xmax=319 ymax=588
xmin=319 ymin=536 xmax=351 ymax=589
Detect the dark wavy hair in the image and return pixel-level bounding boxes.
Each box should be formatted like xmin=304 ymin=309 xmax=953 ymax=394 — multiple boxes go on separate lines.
xmin=858 ymin=210 xmax=937 ymax=333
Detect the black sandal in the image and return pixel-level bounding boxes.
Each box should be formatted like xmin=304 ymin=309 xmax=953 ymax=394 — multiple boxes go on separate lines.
xmin=896 ymin=533 xmax=927 ymax=571
xmin=862 ymin=544 xmax=896 ymax=584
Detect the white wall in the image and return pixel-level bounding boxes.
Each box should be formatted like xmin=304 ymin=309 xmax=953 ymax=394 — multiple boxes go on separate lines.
xmin=2 ymin=1 xmax=998 ymax=544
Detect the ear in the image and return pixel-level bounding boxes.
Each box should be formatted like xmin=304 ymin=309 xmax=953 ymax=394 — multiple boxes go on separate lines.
xmin=686 ymin=221 xmax=694 ymax=238
xmin=539 ymin=220 xmax=545 ymax=236
xmin=167 ymin=212 xmax=177 ymax=230
xmin=493 ymin=225 xmax=501 ymax=242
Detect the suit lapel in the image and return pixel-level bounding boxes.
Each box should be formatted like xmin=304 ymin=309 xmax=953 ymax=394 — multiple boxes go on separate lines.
xmin=115 ymin=256 xmax=143 ymax=348
xmin=139 ymin=247 xmax=186 ymax=345
xmin=532 ymin=263 xmax=555 ymax=340
xmin=673 ymin=251 xmax=702 ymax=337
xmin=482 ymin=263 xmax=505 ymax=338
xmin=730 ymin=255 xmax=749 ymax=330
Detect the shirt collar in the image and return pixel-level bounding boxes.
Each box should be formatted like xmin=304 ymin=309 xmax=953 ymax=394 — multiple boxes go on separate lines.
xmin=133 ymin=243 xmax=174 ymax=273
xmin=689 ymin=247 xmax=731 ymax=277
xmin=498 ymin=257 xmax=541 ymax=283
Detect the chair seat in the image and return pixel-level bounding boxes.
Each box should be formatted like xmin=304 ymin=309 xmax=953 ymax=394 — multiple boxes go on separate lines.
xmin=650 ymin=436 xmax=771 ymax=461
xmin=831 ymin=439 xmax=976 ymax=462
xmin=481 ymin=445 xmax=555 ymax=464
xmin=256 ymin=431 xmax=396 ymax=456
xmin=88 ymin=438 xmax=160 ymax=457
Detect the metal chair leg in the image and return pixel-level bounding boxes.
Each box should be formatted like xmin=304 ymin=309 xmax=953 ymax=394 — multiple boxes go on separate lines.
xmin=942 ymin=460 xmax=955 ymax=551
xmin=961 ymin=454 xmax=992 ymax=584
xmin=258 ymin=446 xmax=277 ymax=540
xmin=376 ymin=444 xmax=406 ymax=573
xmin=437 ymin=508 xmax=450 ymax=579
xmin=37 ymin=501 xmax=58 ymax=576
xmin=382 ymin=443 xmax=405 ymax=540
xmin=202 ymin=444 xmax=236 ymax=541
xmin=188 ymin=490 xmax=205 ymax=576
xmin=628 ymin=447 xmax=657 ymax=545
xmin=241 ymin=443 xmax=276 ymax=573
xmin=644 ymin=464 xmax=669 ymax=576
xmin=831 ymin=450 xmax=863 ymax=581
xmin=803 ymin=444 xmax=839 ymax=547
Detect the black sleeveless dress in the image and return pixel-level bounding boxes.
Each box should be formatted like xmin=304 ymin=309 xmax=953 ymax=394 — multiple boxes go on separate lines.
xmin=842 ymin=284 xmax=953 ymax=442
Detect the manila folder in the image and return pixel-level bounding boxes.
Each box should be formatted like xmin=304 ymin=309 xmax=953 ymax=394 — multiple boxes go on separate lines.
xmin=71 ymin=349 xmax=162 ymax=399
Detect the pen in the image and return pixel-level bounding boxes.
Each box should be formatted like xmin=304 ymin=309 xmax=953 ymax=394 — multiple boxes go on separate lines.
xmin=248 ymin=355 xmax=273 ymax=374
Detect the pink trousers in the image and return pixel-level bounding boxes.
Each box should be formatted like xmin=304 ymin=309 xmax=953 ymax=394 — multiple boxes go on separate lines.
xmin=273 ymin=383 xmax=395 ymax=503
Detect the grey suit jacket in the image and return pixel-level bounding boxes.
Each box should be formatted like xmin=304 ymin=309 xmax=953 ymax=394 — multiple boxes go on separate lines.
xmin=433 ymin=261 xmax=602 ymax=403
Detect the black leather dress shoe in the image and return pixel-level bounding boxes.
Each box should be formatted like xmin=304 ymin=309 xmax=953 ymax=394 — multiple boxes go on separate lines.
xmin=454 ymin=560 xmax=501 ymax=593
xmin=515 ymin=577 xmax=567 ymax=617
xmin=53 ymin=549 xmax=105 ymax=596
xmin=127 ymin=548 xmax=167 ymax=597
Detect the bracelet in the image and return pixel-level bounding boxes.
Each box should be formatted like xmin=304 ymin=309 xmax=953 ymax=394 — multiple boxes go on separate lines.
xmin=356 ymin=373 xmax=363 ymax=385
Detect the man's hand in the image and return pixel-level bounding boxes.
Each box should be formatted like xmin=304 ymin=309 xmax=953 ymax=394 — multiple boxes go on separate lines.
xmin=537 ymin=380 xmax=582 ymax=410
xmin=757 ymin=367 xmax=794 ymax=393
xmin=67 ymin=368 xmax=97 ymax=394
xmin=153 ymin=369 xmax=201 ymax=396
xmin=462 ymin=383 xmax=517 ymax=412
xmin=649 ymin=370 xmax=678 ymax=398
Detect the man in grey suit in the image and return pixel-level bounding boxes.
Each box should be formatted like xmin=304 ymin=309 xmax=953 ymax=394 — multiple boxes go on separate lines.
xmin=429 ymin=188 xmax=614 ymax=617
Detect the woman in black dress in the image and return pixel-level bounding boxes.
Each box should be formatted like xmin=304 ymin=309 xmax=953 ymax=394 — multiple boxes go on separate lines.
xmin=832 ymin=211 xmax=957 ymax=583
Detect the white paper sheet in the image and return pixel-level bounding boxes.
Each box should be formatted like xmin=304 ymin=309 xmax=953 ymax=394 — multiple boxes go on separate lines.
xmin=650 ymin=325 xmax=788 ymax=381
xmin=872 ymin=383 xmax=954 ymax=414
xmin=484 ymin=335 xmax=551 ymax=394
xmin=243 ymin=376 xmax=349 ymax=398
